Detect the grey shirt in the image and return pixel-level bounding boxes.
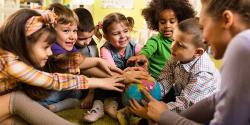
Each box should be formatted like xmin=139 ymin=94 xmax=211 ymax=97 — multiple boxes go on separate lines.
xmin=159 ymin=29 xmax=250 ymax=125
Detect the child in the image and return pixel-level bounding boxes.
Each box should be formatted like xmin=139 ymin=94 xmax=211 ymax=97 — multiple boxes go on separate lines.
xmin=131 ymin=0 xmax=250 ymax=124
xmin=100 ymin=12 xmax=142 ymax=70
xmin=129 ymin=18 xmax=220 ymax=121
xmin=38 ymin=3 xmax=123 ymax=112
xmin=130 ymin=0 xmax=196 ymax=79
xmin=81 ymin=12 xmax=142 ymax=122
xmin=73 ymin=7 xmax=106 ymax=109
xmin=0 ymin=9 xmax=124 ymax=125
xmin=74 ymin=8 xmax=99 ymax=58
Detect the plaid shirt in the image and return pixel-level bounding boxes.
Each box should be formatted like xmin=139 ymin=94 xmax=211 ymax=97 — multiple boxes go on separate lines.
xmin=158 ymin=52 xmax=220 ymax=113
xmin=0 ymin=50 xmax=88 ymax=95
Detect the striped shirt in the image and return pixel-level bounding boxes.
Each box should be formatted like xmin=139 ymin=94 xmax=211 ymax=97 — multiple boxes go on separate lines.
xmin=0 ymin=50 xmax=88 ymax=95
xmin=158 ymin=52 xmax=220 ymax=113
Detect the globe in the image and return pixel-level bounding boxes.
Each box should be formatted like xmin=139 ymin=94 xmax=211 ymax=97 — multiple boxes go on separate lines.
xmin=122 ymin=77 xmax=161 ymax=106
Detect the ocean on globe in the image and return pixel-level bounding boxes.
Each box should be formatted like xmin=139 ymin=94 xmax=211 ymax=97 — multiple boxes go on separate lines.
xmin=122 ymin=77 xmax=161 ymax=106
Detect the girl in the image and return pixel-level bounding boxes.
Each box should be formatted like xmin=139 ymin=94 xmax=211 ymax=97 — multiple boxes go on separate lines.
xmin=39 ymin=3 xmax=124 ymax=112
xmin=0 ymin=9 xmax=124 ymax=125
xmin=100 ymin=12 xmax=142 ymax=70
xmin=131 ymin=0 xmax=195 ymax=79
xmin=130 ymin=0 xmax=250 ymax=124
xmin=82 ymin=12 xmax=143 ymax=122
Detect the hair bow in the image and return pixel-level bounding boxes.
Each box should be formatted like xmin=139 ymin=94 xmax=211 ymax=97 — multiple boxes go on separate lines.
xmin=25 ymin=10 xmax=57 ymax=36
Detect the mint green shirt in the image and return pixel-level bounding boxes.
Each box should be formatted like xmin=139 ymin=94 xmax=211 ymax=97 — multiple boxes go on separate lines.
xmin=139 ymin=33 xmax=172 ymax=79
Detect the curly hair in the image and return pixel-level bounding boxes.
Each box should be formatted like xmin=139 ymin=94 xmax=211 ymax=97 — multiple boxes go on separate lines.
xmin=142 ymin=0 xmax=196 ymax=31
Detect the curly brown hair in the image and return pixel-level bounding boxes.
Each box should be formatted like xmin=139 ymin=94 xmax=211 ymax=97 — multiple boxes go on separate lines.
xmin=142 ymin=0 xmax=196 ymax=31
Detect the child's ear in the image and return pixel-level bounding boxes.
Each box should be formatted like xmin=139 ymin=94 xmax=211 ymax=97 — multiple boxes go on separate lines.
xmin=194 ymin=48 xmax=204 ymax=57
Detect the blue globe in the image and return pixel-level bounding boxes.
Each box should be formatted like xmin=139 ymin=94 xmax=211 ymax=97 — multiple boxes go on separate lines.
xmin=122 ymin=78 xmax=161 ymax=106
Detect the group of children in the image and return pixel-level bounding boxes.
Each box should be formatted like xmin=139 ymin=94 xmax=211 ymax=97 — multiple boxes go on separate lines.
xmin=0 ymin=0 xmax=235 ymax=124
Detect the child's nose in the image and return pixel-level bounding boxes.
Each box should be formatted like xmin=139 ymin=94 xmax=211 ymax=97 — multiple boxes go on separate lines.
xmin=47 ymin=48 xmax=53 ymax=57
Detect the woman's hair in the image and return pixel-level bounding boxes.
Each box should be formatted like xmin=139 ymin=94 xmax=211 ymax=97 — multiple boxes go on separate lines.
xmin=0 ymin=9 xmax=57 ymax=100
xmin=0 ymin=9 xmax=56 ymax=67
xmin=142 ymin=0 xmax=196 ymax=31
xmin=74 ymin=8 xmax=94 ymax=32
xmin=47 ymin=3 xmax=79 ymax=25
xmin=178 ymin=18 xmax=207 ymax=50
xmin=202 ymin=0 xmax=250 ymax=23
xmin=102 ymin=12 xmax=129 ymax=34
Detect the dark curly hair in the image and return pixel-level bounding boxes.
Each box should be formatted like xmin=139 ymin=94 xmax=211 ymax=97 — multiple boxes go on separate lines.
xmin=142 ymin=0 xmax=196 ymax=31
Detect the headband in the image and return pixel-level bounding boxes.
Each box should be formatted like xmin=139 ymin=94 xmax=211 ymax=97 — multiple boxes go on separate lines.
xmin=25 ymin=10 xmax=57 ymax=36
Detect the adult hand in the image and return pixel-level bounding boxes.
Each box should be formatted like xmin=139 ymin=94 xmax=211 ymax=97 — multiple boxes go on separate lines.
xmin=141 ymin=88 xmax=168 ymax=122
xmin=128 ymin=98 xmax=150 ymax=119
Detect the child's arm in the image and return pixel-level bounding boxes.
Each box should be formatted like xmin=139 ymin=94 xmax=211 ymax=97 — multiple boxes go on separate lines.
xmin=138 ymin=37 xmax=159 ymax=59
xmin=5 ymin=55 xmax=124 ymax=91
xmin=79 ymin=57 xmax=122 ymax=75
xmin=167 ymin=71 xmax=219 ymax=113
xmin=80 ymin=89 xmax=95 ymax=109
xmin=157 ymin=59 xmax=175 ymax=97
xmin=100 ymin=47 xmax=116 ymax=66
xmin=81 ymin=67 xmax=112 ymax=78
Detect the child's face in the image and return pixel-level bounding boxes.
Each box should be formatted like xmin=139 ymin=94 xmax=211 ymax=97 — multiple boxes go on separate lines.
xmin=159 ymin=9 xmax=178 ymax=39
xmin=199 ymin=5 xmax=230 ymax=59
xmin=104 ymin=22 xmax=130 ymax=50
xmin=171 ymin=29 xmax=199 ymax=63
xmin=54 ymin=23 xmax=78 ymax=51
xmin=28 ymin=32 xmax=53 ymax=67
xmin=76 ymin=30 xmax=94 ymax=47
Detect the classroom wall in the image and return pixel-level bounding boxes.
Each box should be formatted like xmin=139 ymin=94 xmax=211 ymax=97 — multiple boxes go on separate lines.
xmin=92 ymin=0 xmax=146 ymax=30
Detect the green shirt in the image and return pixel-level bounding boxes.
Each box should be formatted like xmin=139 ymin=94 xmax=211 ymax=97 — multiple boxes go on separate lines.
xmin=139 ymin=33 xmax=172 ymax=79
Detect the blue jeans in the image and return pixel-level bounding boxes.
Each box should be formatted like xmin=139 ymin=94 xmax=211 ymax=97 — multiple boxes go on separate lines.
xmin=38 ymin=90 xmax=82 ymax=108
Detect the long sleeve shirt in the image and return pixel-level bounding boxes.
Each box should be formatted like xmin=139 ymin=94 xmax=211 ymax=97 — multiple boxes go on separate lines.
xmin=158 ymin=52 xmax=220 ymax=113
xmin=0 ymin=50 xmax=88 ymax=95
xmin=158 ymin=29 xmax=250 ymax=125
xmin=139 ymin=33 xmax=172 ymax=79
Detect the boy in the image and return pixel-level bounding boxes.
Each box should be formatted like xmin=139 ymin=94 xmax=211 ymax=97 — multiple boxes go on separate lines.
xmin=130 ymin=18 xmax=221 ymax=117
xmin=158 ymin=18 xmax=221 ymax=113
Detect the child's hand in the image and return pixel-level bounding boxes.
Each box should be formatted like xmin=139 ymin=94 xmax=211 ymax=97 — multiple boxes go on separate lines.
xmin=141 ymin=88 xmax=168 ymax=122
xmin=128 ymin=98 xmax=150 ymax=120
xmin=122 ymin=70 xmax=149 ymax=84
xmin=127 ymin=55 xmax=149 ymax=71
xmin=124 ymin=66 xmax=146 ymax=72
xmin=80 ymin=91 xmax=94 ymax=109
xmin=97 ymin=59 xmax=123 ymax=75
xmin=88 ymin=75 xmax=125 ymax=92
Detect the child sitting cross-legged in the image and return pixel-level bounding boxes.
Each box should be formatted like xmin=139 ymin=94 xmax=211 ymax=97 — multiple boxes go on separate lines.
xmin=38 ymin=3 xmax=123 ymax=113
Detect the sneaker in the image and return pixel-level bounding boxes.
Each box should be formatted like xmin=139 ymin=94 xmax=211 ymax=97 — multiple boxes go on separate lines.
xmin=82 ymin=100 xmax=104 ymax=122
xmin=104 ymin=98 xmax=118 ymax=119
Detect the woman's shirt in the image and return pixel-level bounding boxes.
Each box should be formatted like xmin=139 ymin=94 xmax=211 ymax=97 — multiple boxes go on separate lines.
xmin=0 ymin=50 xmax=88 ymax=95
